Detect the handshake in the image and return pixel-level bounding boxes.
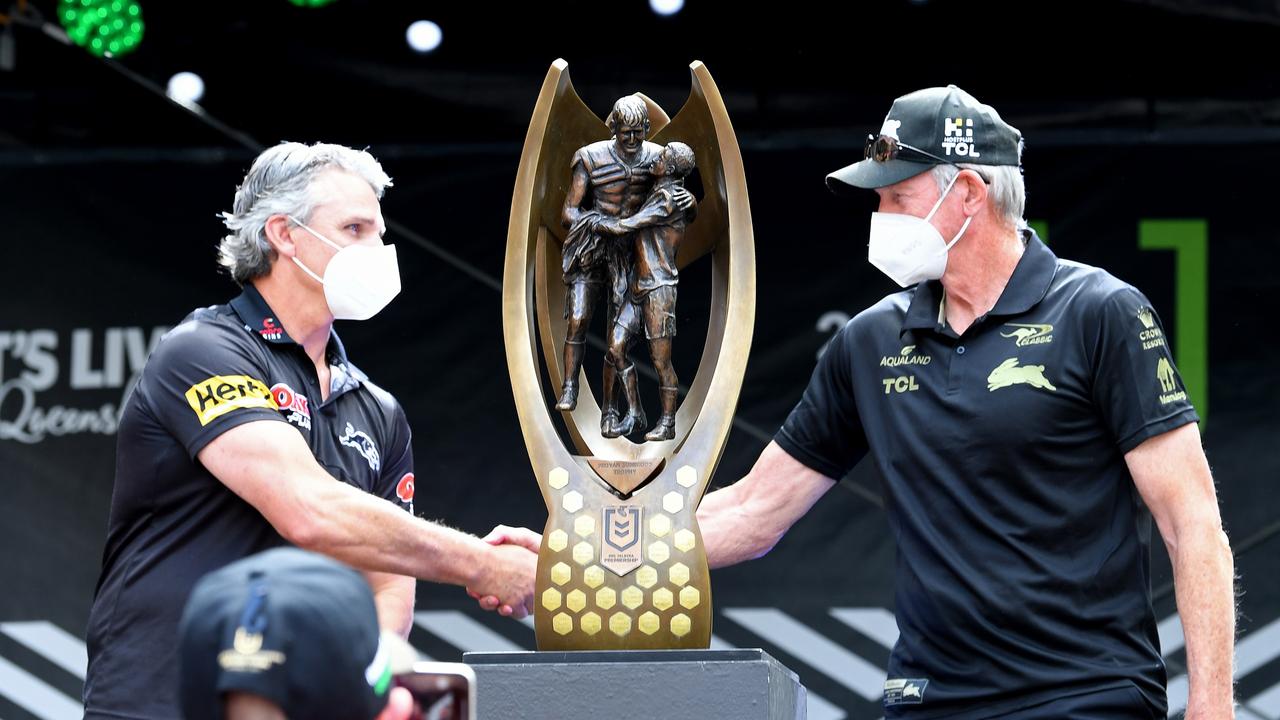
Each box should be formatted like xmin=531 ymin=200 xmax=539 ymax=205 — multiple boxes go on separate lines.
xmin=464 ymin=525 xmax=544 ymax=619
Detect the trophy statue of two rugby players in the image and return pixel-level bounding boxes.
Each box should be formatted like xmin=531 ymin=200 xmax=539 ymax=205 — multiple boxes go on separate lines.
xmin=503 ymin=59 xmax=755 ymax=650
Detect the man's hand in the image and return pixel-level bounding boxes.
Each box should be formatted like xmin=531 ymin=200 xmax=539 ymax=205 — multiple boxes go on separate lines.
xmin=672 ymin=187 xmax=695 ymax=211
xmin=465 ymin=541 xmax=537 ymax=619
xmin=481 ymin=524 xmax=542 ymax=553
xmin=596 ymin=217 xmax=625 ymax=236
xmin=470 ymin=525 xmax=542 ymax=614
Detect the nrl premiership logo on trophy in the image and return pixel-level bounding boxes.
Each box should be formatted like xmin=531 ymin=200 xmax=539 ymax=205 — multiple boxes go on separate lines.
xmin=503 ymin=59 xmax=755 ymax=650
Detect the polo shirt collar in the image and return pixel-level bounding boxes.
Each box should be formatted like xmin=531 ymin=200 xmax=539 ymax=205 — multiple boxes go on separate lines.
xmin=901 ymin=227 xmax=1055 ymax=336
xmin=229 ymin=284 xmax=367 ymax=386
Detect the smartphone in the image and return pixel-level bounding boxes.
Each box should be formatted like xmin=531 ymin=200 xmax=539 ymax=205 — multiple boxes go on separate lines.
xmin=394 ymin=661 xmax=476 ymax=720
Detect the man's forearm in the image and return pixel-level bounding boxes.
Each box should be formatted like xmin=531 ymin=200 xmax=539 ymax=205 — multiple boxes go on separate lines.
xmin=288 ymin=477 xmax=491 ymax=587
xmin=698 ymin=485 xmax=780 ymax=569
xmin=366 ymin=571 xmax=416 ymax=638
xmin=1172 ymin=521 xmax=1236 ymax=718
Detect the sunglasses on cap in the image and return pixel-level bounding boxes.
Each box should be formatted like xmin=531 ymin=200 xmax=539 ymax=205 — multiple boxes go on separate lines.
xmin=864 ymin=134 xmax=989 ymax=183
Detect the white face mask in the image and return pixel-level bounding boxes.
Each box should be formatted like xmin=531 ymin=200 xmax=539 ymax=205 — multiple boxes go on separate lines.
xmin=288 ymin=216 xmax=401 ymax=321
xmin=867 ymin=171 xmax=973 ymax=288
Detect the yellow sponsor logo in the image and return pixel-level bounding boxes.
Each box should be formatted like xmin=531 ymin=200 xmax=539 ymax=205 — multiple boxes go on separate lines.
xmin=1137 ymin=307 xmax=1165 ymax=350
xmin=217 ymin=628 xmax=285 ymax=673
xmin=880 ymin=345 xmax=932 ymax=367
xmin=1156 ymin=357 xmax=1187 ymax=404
xmin=184 ymin=374 xmax=277 ymax=426
xmin=882 ymin=376 xmax=920 ymax=395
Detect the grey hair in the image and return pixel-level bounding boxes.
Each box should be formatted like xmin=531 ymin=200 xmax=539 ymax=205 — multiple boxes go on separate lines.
xmin=218 ymin=142 xmax=392 ymax=284
xmin=930 ymin=145 xmax=1026 ymax=229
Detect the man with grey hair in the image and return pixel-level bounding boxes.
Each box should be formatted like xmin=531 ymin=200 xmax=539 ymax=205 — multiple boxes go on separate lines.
xmin=692 ymin=86 xmax=1235 ymax=718
xmin=84 ymin=141 xmax=537 ymax=719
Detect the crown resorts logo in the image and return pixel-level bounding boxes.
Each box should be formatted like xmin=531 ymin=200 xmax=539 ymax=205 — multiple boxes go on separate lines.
xmin=942 ymin=117 xmax=980 ymax=158
xmin=1137 ymin=307 xmax=1165 ymax=350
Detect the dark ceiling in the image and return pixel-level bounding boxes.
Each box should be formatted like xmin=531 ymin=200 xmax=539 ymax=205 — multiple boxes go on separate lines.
xmin=2 ymin=0 xmax=1278 ymax=154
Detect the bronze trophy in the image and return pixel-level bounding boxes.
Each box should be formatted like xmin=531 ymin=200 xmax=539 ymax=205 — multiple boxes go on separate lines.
xmin=503 ymin=59 xmax=754 ymax=650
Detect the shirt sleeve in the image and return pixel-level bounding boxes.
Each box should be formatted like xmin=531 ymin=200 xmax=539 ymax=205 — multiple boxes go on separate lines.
xmin=135 ymin=319 xmax=286 ymax=459
xmin=375 ymin=401 xmax=416 ymax=515
xmin=1090 ymin=285 xmax=1200 ymax=453
xmin=774 ymin=322 xmax=869 ymax=479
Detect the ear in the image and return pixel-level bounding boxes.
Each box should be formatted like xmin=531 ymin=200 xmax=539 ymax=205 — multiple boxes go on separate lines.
xmin=263 ymin=215 xmax=298 ymax=258
xmin=958 ymin=169 xmax=989 ymax=218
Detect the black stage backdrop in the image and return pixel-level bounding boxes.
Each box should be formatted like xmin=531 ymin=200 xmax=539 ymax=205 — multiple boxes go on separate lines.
xmin=2 ymin=141 xmax=1278 ymax=719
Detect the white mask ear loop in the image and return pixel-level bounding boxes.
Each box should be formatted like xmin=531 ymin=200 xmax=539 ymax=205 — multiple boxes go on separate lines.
xmin=924 ymin=169 xmax=962 ymax=223
xmin=923 ymin=170 xmax=973 ymax=250
xmin=288 ymin=212 xmax=340 ymax=283
xmin=287 ymin=215 xmax=342 ymax=284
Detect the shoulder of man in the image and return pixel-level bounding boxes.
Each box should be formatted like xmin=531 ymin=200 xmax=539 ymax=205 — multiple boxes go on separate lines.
xmin=1051 ymin=256 xmax=1143 ymax=312
xmin=147 ymin=303 xmax=254 ymax=366
xmin=355 ymin=375 xmax=407 ymax=425
xmin=572 ymin=141 xmax=617 ymax=171
xmin=850 ymin=288 xmax=915 ymax=331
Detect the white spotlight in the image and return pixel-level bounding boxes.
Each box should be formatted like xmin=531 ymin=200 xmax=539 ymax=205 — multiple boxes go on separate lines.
xmin=166 ymin=72 xmax=205 ymax=107
xmin=406 ymin=20 xmax=443 ymax=53
xmin=650 ymin=0 xmax=684 ymax=15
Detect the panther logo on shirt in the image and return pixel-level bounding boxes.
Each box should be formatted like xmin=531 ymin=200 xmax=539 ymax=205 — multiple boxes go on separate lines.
xmin=338 ymin=422 xmax=380 ymax=472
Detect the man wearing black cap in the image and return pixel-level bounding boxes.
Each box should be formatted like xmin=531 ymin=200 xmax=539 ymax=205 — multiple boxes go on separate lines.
xmin=179 ymin=547 xmax=418 ymax=720
xmin=694 ymin=86 xmax=1236 ymax=718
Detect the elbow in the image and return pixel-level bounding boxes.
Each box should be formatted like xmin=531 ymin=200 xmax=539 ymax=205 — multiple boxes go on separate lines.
xmin=272 ymin=497 xmax=334 ymax=551
xmin=276 ymin=511 xmax=321 ymax=549
xmin=1164 ymin=512 xmax=1232 ymax=565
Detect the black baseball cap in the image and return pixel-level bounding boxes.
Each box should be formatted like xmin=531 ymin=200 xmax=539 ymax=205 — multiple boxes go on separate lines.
xmin=827 ymin=84 xmax=1022 ymax=193
xmin=179 ymin=548 xmax=418 ymax=720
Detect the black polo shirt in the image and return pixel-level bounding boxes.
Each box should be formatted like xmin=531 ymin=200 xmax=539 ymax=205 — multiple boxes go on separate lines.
xmin=84 ymin=285 xmax=415 ymax=719
xmin=776 ymin=230 xmax=1197 ymax=719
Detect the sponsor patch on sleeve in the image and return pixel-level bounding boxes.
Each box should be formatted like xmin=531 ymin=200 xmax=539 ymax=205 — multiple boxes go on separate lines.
xmin=396 ymin=472 xmax=415 ymax=503
xmin=184 ymin=375 xmax=278 ymax=426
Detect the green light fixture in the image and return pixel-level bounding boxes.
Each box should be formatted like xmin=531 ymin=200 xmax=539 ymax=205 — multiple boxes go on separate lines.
xmin=57 ymin=0 xmax=144 ymax=58
xmin=286 ymin=0 xmax=340 ymax=7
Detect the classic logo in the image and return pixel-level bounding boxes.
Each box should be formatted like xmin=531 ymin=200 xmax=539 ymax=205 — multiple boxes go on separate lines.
xmin=259 ymin=317 xmax=284 ymax=341
xmin=601 ymin=505 xmax=643 ymax=576
xmin=1157 ymin=357 xmax=1188 ymax=405
xmin=184 ymin=375 xmax=277 ymax=426
xmin=1137 ymin=307 xmax=1165 ymax=350
xmin=338 ymin=422 xmax=381 ymax=472
xmin=1000 ymin=323 xmax=1053 ymax=347
xmin=942 ymin=117 xmax=980 ymax=158
xmin=880 ymin=118 xmax=902 ymax=140
xmin=270 ymin=382 xmax=311 ymax=431
xmin=987 ymin=358 xmax=1057 ymax=392
xmin=880 ymin=344 xmax=932 ymax=367
xmin=884 ymin=678 xmax=929 ymax=706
